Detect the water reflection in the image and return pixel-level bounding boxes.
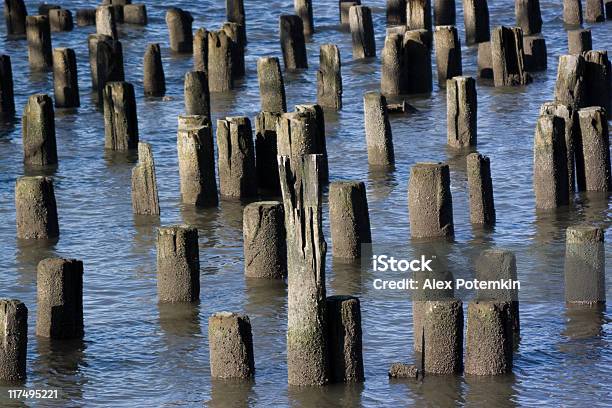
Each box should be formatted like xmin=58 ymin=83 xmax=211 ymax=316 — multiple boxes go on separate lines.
xmin=15 ymin=238 xmax=57 ymax=284
xmin=464 ymin=374 xmax=517 ymax=408
xmin=208 ymin=378 xmax=255 ymax=408
xmin=288 ymin=383 xmax=364 ymax=408
xmin=406 ymin=374 xmax=464 ymax=407
xmin=158 ymin=302 xmax=201 ymax=337
xmin=562 ymin=306 xmax=606 ymax=340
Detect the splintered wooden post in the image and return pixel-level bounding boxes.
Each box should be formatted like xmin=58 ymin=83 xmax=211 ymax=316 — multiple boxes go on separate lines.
xmin=447 ymin=76 xmax=477 ymax=148
xmin=554 ymin=54 xmax=585 ymax=110
xmin=49 ymin=8 xmax=73 ymax=32
xmin=408 ymin=163 xmax=454 ymax=239
xmin=22 ymin=94 xmax=57 ymax=166
xmin=563 ymin=0 xmax=583 ymax=26
xmin=422 ymin=299 xmax=463 ymax=374
xmin=216 ymin=117 xmax=257 ymax=199
xmin=26 ymin=15 xmax=53 ymax=71
xmin=88 ymin=34 xmax=124 ymax=95
xmin=207 ymin=30 xmax=233 ymax=92
xmin=166 ymin=8 xmax=193 ymax=53
xmin=132 ymin=142 xmax=160 ymax=216
xmin=156 ymin=226 xmax=200 ymax=303
xmin=4 ymin=0 xmax=28 ymax=36
xmin=208 ymin=312 xmax=255 ymax=379
xmin=123 ymin=4 xmax=147 ymax=25
xmin=317 ymin=44 xmax=342 ymax=110
xmin=491 ymin=26 xmax=531 ymax=87
xmin=177 ymin=115 xmax=218 ymax=207
xmin=184 ymin=71 xmax=210 ymax=120
xmin=583 ymin=50 xmax=611 ymax=116
xmin=222 ymin=22 xmax=245 ymax=79
xmin=434 ymin=0 xmax=456 ymax=26
xmin=585 ymin=0 xmax=605 ymax=22
xmin=36 ymin=258 xmax=84 ymax=339
xmin=257 ymin=57 xmax=287 ymax=113
xmin=349 ymin=6 xmax=375 ymax=59
xmin=564 ymin=226 xmax=605 ymax=306
xmin=576 ymin=107 xmax=611 ymax=192
xmin=406 ymin=0 xmax=432 ymax=32
xmin=567 ymin=29 xmax=592 ymax=54
xmin=76 ymin=9 xmax=96 ymax=26
xmin=515 ymin=0 xmax=542 ymax=35
xmin=467 ymin=153 xmax=495 ymax=225
xmin=540 ymin=102 xmax=577 ymax=194
xmin=326 ymin=295 xmax=365 ymax=383
xmin=103 ymin=82 xmax=138 ymax=150
xmin=364 ymin=92 xmax=394 ymax=167
xmin=96 ymin=5 xmax=117 ymax=39
xmin=434 ymin=26 xmax=462 ymax=85
xmin=226 ymin=0 xmax=247 ymax=44
xmin=193 ymin=28 xmax=208 ymax=72
xmin=381 ymin=33 xmax=403 ymax=95
xmin=387 ymin=0 xmax=407 ymax=25
xmin=15 ymin=176 xmax=59 ymax=239
xmin=465 ymin=301 xmax=513 ymax=375
xmin=278 ymin=154 xmax=329 ymax=386
xmin=0 ymin=55 xmax=16 ymax=116
xmin=523 ymin=35 xmax=547 ymax=72
xmin=533 ymin=114 xmax=569 ymax=209
xmin=0 ymin=299 xmax=27 ymax=383
xmin=329 ymin=181 xmax=372 ymax=259
xmin=295 ymin=0 xmax=314 ymax=36
xmin=280 ymin=15 xmax=308 ymax=69
xmin=255 ymin=111 xmax=282 ymax=194
xmin=53 ymin=48 xmax=80 ymax=108
xmin=144 ymin=44 xmax=166 ymax=97
xmin=243 ymin=201 xmax=287 ymax=279
xmin=463 ymin=0 xmax=490 ymax=45
xmin=404 ymin=29 xmax=432 ymax=94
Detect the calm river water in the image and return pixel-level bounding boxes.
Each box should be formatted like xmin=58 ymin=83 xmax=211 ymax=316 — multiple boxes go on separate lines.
xmin=0 ymin=0 xmax=611 ymax=406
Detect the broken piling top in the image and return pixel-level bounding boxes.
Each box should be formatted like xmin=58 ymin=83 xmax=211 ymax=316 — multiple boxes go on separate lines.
xmin=208 ymin=312 xmax=255 ymax=379
xmin=0 ymin=299 xmax=28 ymax=383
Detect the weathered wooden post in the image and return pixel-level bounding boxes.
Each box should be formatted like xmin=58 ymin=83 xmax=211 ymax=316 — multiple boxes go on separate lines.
xmin=103 ymin=82 xmax=138 ymax=151
xmin=49 ymin=8 xmax=73 ymax=32
xmin=408 ymin=163 xmax=454 ymax=239
xmin=463 ymin=0 xmax=490 ymax=45
xmin=567 ymin=29 xmax=592 ymax=55
xmin=278 ymin=154 xmax=329 ymax=386
xmin=15 ymin=176 xmax=59 ymax=239
xmin=184 ymin=71 xmax=210 ymax=119
xmin=53 ymin=48 xmax=80 ymax=108
xmin=216 ymin=117 xmax=257 ymax=199
xmin=22 ymin=94 xmax=57 ymax=166
xmin=434 ymin=26 xmax=462 ymax=85
xmin=0 ymin=299 xmax=27 ymax=382
xmin=317 ymin=44 xmax=342 ymax=110
xmin=465 ymin=301 xmax=513 ymax=375
xmin=515 ymin=0 xmax=542 ymax=35
xmin=76 ymin=9 xmax=96 ymax=26
xmin=88 ymin=34 xmax=124 ymax=96
xmin=467 ymin=153 xmax=495 ymax=225
xmin=329 ymin=181 xmax=372 ymax=259
xmin=477 ymin=41 xmax=493 ymax=78
xmin=295 ymin=0 xmax=314 ymax=36
xmin=554 ymin=54 xmax=585 ymax=110
xmin=422 ymin=299 xmax=463 ymax=374
xmin=0 ymin=55 xmax=16 ymax=116
xmin=243 ymin=201 xmax=287 ymax=279
xmin=193 ymin=28 xmax=208 ymax=72
xmin=255 ymin=111 xmax=282 ymax=194
xmin=491 ymin=26 xmax=531 ymax=87
xmin=349 ymin=5 xmax=375 ymax=59
xmin=340 ymin=0 xmax=361 ymax=29
xmin=387 ymin=0 xmax=407 ymax=25
xmin=177 ymin=115 xmax=218 ymax=207
xmin=576 ymin=107 xmax=611 ymax=192
xmin=434 ymin=0 xmax=455 ymax=26
xmin=222 ymin=22 xmax=245 ymax=79
xmin=166 ymin=7 xmax=193 ymax=53
xmin=563 ymin=0 xmax=583 ymax=25
xmin=157 ymin=226 xmax=200 ymax=303
xmin=26 ymin=15 xmax=53 ymax=71
xmin=540 ymin=102 xmax=577 ymax=194
xmin=280 ymin=15 xmax=308 ymax=69
xmin=123 ymin=4 xmax=147 ymax=25
xmin=257 ymin=57 xmax=286 ymax=113
xmin=327 ymin=295 xmax=364 ymax=383
xmin=207 ymin=30 xmax=233 ymax=92
xmin=533 ymin=114 xmax=569 ymax=209
xmin=4 ymin=0 xmax=27 ymax=36
xmin=36 ymin=258 xmax=84 ymax=339
xmin=226 ymin=0 xmax=247 ymax=44
xmin=523 ymin=35 xmax=547 ymax=71
xmin=208 ymin=312 xmax=255 ymax=379
xmin=143 ymin=44 xmax=165 ymax=97
xmin=564 ymin=226 xmax=605 ymax=306
xmin=96 ymin=5 xmax=117 ymax=39
xmin=132 ymin=142 xmax=160 ymax=216
xmin=583 ymin=50 xmax=611 ymax=116
xmin=381 ymin=33 xmax=403 ymax=95
xmin=404 ymin=29 xmax=432 ymax=94
xmin=406 ymin=0 xmax=432 ymax=32
xmin=585 ymin=0 xmax=605 ymax=22
xmin=364 ymin=92 xmax=394 ymax=167
xmin=447 ymin=76 xmax=476 ymax=148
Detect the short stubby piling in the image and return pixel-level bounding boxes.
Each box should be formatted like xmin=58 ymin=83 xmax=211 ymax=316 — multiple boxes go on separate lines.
xmin=349 ymin=5 xmax=376 ymax=59
xmin=53 ymin=48 xmax=80 ymax=108
xmin=255 ymin=111 xmax=282 ymax=194
xmin=564 ymin=226 xmax=605 ymax=306
xmin=523 ymin=35 xmax=547 ymax=72
xmin=208 ymin=312 xmax=255 ymax=379
xmin=156 ymin=226 xmax=200 ymax=303
xmin=317 ymin=44 xmax=342 ymax=110
xmin=243 ymin=201 xmax=287 ymax=279
xmin=26 ymin=15 xmax=53 ymax=71
xmin=207 ymin=30 xmax=233 ymax=92
xmin=4 ymin=0 xmax=27 ymax=36
xmin=491 ymin=26 xmax=531 ymax=87
xmin=515 ymin=0 xmax=542 ymax=35
xmin=364 ymin=92 xmax=394 ymax=167
xmin=533 ymin=114 xmax=569 ymax=209
xmin=329 ymin=181 xmax=372 ymax=259
xmin=434 ymin=26 xmax=462 ymax=85
xmin=567 ymin=29 xmax=592 ymax=55
xmin=143 ymin=44 xmax=166 ymax=97
xmin=257 ymin=57 xmax=287 ymax=113
xmin=216 ymin=117 xmax=257 ymax=199
xmin=0 ymin=55 xmax=15 ymax=116
xmin=280 ymin=15 xmax=308 ymax=69
xmin=563 ymin=0 xmax=583 ymax=26
xmin=49 ymin=8 xmax=73 ymax=32
xmin=576 ymin=107 xmax=611 ymax=192
xmin=540 ymin=102 xmax=577 ymax=194
xmin=422 ymin=299 xmax=463 ymax=374
xmin=184 ymin=71 xmax=210 ymax=119
xmin=327 ymin=295 xmax=365 ymax=383
xmin=103 ymin=81 xmax=139 ymax=151
xmin=166 ymin=8 xmax=193 ymax=53
xmin=15 ymin=176 xmax=59 ymax=239
xmin=0 ymin=299 xmax=27 ymax=383
xmin=131 ymin=142 xmax=160 ymax=216
xmin=22 ymin=94 xmax=57 ymax=166
xmin=463 ymin=0 xmax=490 ymax=45
xmin=434 ymin=0 xmax=456 ymax=26
xmin=446 ymin=76 xmax=476 ymax=148
xmin=403 ymin=29 xmax=432 ymax=94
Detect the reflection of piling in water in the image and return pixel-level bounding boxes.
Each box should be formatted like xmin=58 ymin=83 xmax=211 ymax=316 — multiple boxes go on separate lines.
xmin=217 ymin=117 xmax=257 ymax=200
xmin=208 ymin=312 xmax=255 ymax=379
xmin=257 ymin=57 xmax=286 ymax=113
xmin=467 ymin=153 xmax=495 ymax=225
xmin=279 ymin=15 xmax=308 ymax=70
xmin=36 ymin=258 xmax=84 ymax=339
xmin=465 ymin=300 xmax=513 ymax=375
xmin=447 ymin=76 xmax=476 ymax=148
xmin=22 ymin=94 xmax=57 ymax=166
xmin=158 ymin=302 xmax=201 ymax=336
xmin=349 ymin=6 xmax=376 ymax=59
xmin=563 ymin=306 xmax=605 ymax=339
xmin=131 ymin=142 xmax=160 ymax=216
xmin=278 ymin=155 xmax=329 ymax=386
xmin=317 ymin=44 xmax=342 ymax=110
xmin=165 ymin=8 xmax=193 ymax=53
xmin=567 ymin=29 xmax=591 ymax=55
xmin=156 ymin=226 xmax=200 ymax=303
xmin=143 ymin=44 xmax=165 ymax=97
xmin=16 ymin=176 xmax=59 ymax=239
xmin=463 ymin=0 xmax=490 ymax=45
xmin=576 ymin=107 xmax=611 ymax=192
xmin=0 ymin=299 xmax=27 ymax=383
xmin=564 ymin=226 xmax=605 ymax=307
xmin=103 ymin=82 xmax=139 ymax=151
xmin=243 ymin=201 xmax=286 ymax=279
xmin=364 ymin=92 xmax=394 ymax=167
xmin=329 ymin=181 xmax=372 ymax=260
xmin=326 ymin=295 xmax=364 ymax=383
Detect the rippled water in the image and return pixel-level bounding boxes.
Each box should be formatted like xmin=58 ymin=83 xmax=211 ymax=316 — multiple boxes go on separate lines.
xmin=0 ymin=0 xmax=611 ymax=406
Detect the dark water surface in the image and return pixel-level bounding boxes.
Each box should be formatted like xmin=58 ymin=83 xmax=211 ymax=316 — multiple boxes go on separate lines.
xmin=1 ymin=0 xmax=611 ymax=406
